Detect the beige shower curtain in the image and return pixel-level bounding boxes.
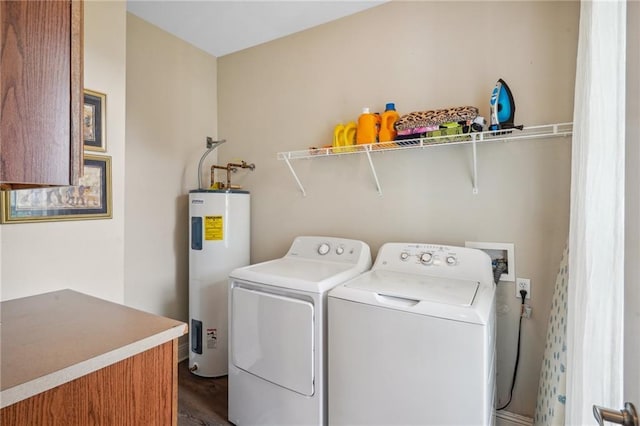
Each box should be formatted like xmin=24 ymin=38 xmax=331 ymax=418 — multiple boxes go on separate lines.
xmin=565 ymin=0 xmax=626 ymax=423
xmin=536 ymin=0 xmax=626 ymax=424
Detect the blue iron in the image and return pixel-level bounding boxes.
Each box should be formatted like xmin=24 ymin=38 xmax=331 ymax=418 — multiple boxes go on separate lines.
xmin=489 ymin=79 xmax=522 ymax=131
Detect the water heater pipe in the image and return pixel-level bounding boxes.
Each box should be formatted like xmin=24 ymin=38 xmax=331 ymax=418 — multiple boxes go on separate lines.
xmin=211 ymin=161 xmax=256 ymax=190
xmin=197 ymin=137 xmax=227 ymax=190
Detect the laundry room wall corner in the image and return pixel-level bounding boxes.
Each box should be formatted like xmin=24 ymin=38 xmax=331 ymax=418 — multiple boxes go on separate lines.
xmin=124 ymin=13 xmax=218 ymax=326
xmin=218 ymin=0 xmax=578 ymax=417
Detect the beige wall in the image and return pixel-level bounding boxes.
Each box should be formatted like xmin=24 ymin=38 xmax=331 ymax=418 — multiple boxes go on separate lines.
xmin=218 ymin=1 xmax=579 ymax=417
xmin=1 ymin=1 xmax=127 ymax=303
xmin=124 ymin=14 xmax=218 ymax=324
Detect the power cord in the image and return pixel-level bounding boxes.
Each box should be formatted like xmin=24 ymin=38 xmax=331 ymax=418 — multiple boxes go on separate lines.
xmin=497 ymin=289 xmax=527 ymax=411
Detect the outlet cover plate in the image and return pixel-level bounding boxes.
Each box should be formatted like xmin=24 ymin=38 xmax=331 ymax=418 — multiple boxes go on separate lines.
xmin=516 ymin=277 xmax=531 ymax=299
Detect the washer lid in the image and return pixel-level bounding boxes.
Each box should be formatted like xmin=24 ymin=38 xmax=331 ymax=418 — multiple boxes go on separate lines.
xmin=345 ymin=270 xmax=479 ymax=307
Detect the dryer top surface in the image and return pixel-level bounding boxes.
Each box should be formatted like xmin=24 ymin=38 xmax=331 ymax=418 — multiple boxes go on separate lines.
xmin=230 ymin=236 xmax=372 ymax=293
xmin=230 ymin=257 xmax=367 ymax=293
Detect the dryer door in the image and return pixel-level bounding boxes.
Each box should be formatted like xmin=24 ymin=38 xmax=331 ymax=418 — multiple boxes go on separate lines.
xmin=231 ymin=286 xmax=315 ymax=396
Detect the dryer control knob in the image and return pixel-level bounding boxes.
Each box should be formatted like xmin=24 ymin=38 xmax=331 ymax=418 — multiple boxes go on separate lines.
xmin=318 ymin=243 xmax=330 ymax=255
xmin=400 ymin=252 xmax=410 ymax=261
xmin=420 ymin=252 xmax=433 ymax=264
xmin=336 ymin=246 xmax=345 ymax=255
xmin=446 ymin=255 xmax=457 ymax=265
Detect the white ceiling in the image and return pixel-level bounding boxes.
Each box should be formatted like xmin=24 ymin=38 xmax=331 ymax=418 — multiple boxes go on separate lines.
xmin=126 ymin=1 xmax=387 ymax=57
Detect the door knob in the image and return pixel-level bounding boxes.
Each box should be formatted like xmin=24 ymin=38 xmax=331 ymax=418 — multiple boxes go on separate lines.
xmin=593 ymin=402 xmax=638 ymax=426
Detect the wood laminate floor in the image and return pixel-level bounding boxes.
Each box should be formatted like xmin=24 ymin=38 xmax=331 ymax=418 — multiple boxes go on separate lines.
xmin=178 ymin=360 xmax=231 ymax=426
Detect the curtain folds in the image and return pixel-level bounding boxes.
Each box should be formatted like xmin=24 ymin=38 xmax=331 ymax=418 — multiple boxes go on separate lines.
xmin=566 ymin=1 xmax=626 ymax=425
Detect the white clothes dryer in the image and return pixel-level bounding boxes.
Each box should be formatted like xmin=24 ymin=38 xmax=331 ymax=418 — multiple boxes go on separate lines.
xmin=228 ymin=236 xmax=371 ymax=425
xmin=328 ymin=242 xmax=496 ymax=426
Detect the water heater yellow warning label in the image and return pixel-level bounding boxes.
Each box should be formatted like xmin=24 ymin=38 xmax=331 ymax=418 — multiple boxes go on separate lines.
xmin=204 ymin=216 xmax=223 ymax=240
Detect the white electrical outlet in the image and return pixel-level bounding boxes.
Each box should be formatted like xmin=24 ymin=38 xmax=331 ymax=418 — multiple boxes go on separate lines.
xmin=516 ymin=278 xmax=531 ymax=299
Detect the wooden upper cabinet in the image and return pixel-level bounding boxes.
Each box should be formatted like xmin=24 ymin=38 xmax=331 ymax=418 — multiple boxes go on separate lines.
xmin=0 ymin=0 xmax=83 ymax=189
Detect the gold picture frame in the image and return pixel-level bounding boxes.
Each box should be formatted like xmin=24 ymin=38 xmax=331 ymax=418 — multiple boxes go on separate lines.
xmin=83 ymin=89 xmax=106 ymax=152
xmin=1 ymin=155 xmax=112 ymax=223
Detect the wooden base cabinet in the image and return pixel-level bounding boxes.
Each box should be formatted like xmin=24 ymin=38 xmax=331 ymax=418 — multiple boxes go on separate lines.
xmin=0 ymin=341 xmax=179 ymax=426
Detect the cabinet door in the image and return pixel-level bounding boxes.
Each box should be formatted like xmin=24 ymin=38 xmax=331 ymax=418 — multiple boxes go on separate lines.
xmin=0 ymin=0 xmax=83 ymax=188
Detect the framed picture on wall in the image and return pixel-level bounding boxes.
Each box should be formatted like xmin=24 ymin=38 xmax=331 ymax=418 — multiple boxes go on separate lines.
xmin=83 ymin=89 xmax=106 ymax=152
xmin=0 ymin=155 xmax=112 ymax=223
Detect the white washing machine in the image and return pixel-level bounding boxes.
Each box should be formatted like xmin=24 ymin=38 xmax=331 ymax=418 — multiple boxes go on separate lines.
xmin=228 ymin=236 xmax=372 ymax=425
xmin=328 ymin=242 xmax=496 ymax=426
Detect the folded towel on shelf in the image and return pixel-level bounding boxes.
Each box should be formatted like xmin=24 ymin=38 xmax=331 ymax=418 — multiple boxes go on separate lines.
xmin=395 ymin=106 xmax=479 ymax=134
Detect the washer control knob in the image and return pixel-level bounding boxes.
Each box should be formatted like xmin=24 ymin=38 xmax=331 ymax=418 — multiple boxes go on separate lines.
xmin=400 ymin=252 xmax=410 ymax=261
xmin=336 ymin=246 xmax=345 ymax=255
xmin=318 ymin=243 xmax=330 ymax=255
xmin=420 ymin=252 xmax=433 ymax=265
xmin=446 ymin=255 xmax=457 ymax=265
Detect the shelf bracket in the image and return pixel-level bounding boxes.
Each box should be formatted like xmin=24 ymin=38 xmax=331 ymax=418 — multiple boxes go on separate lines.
xmin=283 ymin=157 xmax=307 ymax=197
xmin=364 ymin=148 xmax=383 ymax=195
xmin=472 ymin=134 xmax=479 ymax=194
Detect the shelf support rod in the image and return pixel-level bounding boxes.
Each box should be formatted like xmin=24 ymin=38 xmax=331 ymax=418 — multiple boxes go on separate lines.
xmin=364 ymin=148 xmax=383 ymax=195
xmin=472 ymin=134 xmax=479 ymax=194
xmin=283 ymin=157 xmax=306 ymax=197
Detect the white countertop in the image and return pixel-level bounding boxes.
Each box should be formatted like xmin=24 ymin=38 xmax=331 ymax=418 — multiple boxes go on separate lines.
xmin=0 ymin=289 xmax=187 ymax=409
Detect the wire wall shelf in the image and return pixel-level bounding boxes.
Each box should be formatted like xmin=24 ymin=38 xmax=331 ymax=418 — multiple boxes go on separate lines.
xmin=277 ymin=122 xmax=573 ymax=196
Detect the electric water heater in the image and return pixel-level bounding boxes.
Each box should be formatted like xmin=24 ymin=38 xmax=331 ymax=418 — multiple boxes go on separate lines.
xmin=188 ymin=189 xmax=250 ymax=377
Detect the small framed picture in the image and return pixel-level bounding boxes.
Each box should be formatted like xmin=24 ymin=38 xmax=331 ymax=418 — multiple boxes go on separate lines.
xmin=1 ymin=155 xmax=112 ymax=223
xmin=83 ymin=89 xmax=106 ymax=152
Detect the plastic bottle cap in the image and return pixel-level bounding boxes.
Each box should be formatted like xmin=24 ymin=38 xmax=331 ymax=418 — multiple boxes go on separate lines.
xmin=385 ymin=103 xmax=396 ymax=111
xmin=362 ymin=107 xmax=370 ymax=114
